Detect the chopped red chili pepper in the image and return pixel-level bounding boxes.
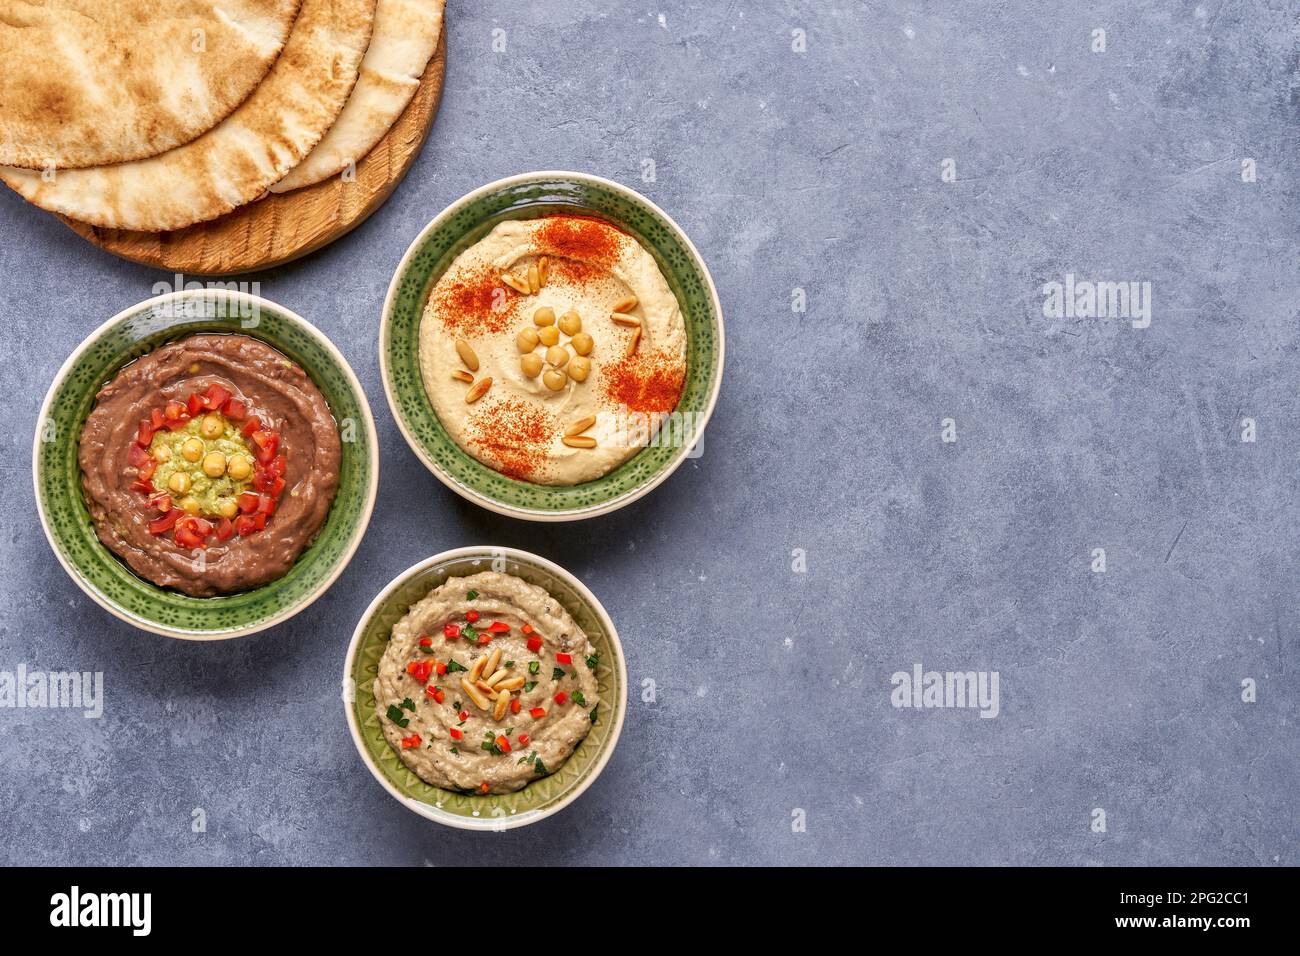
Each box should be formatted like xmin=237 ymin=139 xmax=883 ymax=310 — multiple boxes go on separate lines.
xmin=443 ymin=623 xmax=461 ymax=639
xmin=426 ymin=685 xmax=445 ymax=703
xmin=553 ymin=692 xmax=568 ymax=705
xmin=418 ymin=635 xmax=433 ymax=648
xmin=406 ymin=660 xmax=433 ymax=683
xmin=449 ymin=728 xmax=463 ymax=740
xmin=478 ymin=632 xmax=492 ymax=644
xmin=496 ymin=735 xmax=512 ymax=754
xmin=521 ymin=623 xmax=533 ymax=635
xmin=435 ymin=662 xmax=447 ymax=676
xmin=458 ymin=710 xmax=469 ymax=722
xmin=517 ymin=734 xmax=530 ymax=748
xmin=487 ymin=621 xmax=509 ymax=633
xmin=400 ymin=733 xmax=421 ymax=750
xmin=526 ymin=636 xmax=542 ymax=653
xmin=556 ymin=652 xmax=572 ymax=665
xmin=478 ymin=782 xmax=490 ymax=794
xmin=465 ymin=610 xmax=480 ymax=623
xmin=529 ymin=707 xmax=547 ymax=719
xmin=509 ymin=698 xmax=521 ymax=715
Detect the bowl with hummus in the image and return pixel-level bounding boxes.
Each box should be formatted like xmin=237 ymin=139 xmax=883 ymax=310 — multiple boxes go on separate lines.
xmin=344 ymin=546 xmax=626 ymax=829
xmin=35 ymin=290 xmax=379 ymax=639
xmin=381 ymin=171 xmax=724 ymax=519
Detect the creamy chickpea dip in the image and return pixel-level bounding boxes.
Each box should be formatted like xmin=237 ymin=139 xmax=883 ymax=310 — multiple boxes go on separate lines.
xmin=374 ymin=571 xmax=600 ymax=794
xmin=418 ymin=214 xmax=688 ymax=484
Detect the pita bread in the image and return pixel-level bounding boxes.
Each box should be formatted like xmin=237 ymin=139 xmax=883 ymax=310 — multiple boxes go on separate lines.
xmin=0 ymin=0 xmax=303 ymax=169
xmin=0 ymin=0 xmax=376 ymax=231
xmin=271 ymin=0 xmax=443 ymax=193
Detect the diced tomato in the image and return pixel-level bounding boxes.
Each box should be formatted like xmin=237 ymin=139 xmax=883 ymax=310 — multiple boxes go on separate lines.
xmin=164 ymin=415 xmax=191 ymax=431
xmin=241 ymin=415 xmax=262 ymax=437
xmin=255 ymin=494 xmax=276 ymax=516
xmin=221 ymin=397 xmax=247 ymax=421
xmin=418 ymin=635 xmax=433 ymax=648
xmin=526 ymin=636 xmax=542 ymax=653
xmin=252 ymin=470 xmax=285 ymax=496
xmin=509 ymin=698 xmax=521 ymax=715
xmin=400 ymin=733 xmax=421 ymax=750
xmin=130 ymin=478 xmax=155 ymax=495
xmin=487 ymin=621 xmax=509 ymax=633
xmin=517 ymin=734 xmax=530 ymax=748
xmin=215 ymin=517 xmax=234 ymax=542
xmin=448 ymin=728 xmax=463 ymax=740
xmin=137 ymin=459 xmax=156 ymax=481
xmin=189 ymin=516 xmax=213 ymax=536
xmin=146 ymin=492 xmax=172 ymax=513
xmin=465 ymin=610 xmax=480 ymax=623
xmin=425 ymin=685 xmax=445 ymax=703
xmin=406 ymin=660 xmax=433 ymax=682
xmin=443 ymin=623 xmax=460 ymax=640
xmin=251 ymin=429 xmax=279 ymax=464
xmin=553 ymin=692 xmax=568 ymax=705
xmin=234 ymin=515 xmax=260 ymax=537
xmin=127 ymin=443 xmax=151 ymax=467
xmin=136 ymin=420 xmax=156 ymax=446
xmin=556 ymin=653 xmax=572 ymax=665
xmin=175 ymin=526 xmax=205 ymax=549
xmin=186 ymin=393 xmax=204 ymax=417
xmin=237 ymin=492 xmax=261 ymax=514
xmin=496 ymin=735 xmax=512 ymax=754
xmin=202 ymin=383 xmax=232 ymax=411
xmin=150 ymin=408 xmax=166 ymax=431
xmin=164 ymin=400 xmax=187 ymax=420
xmin=268 ymin=453 xmax=287 ymax=477
xmin=529 ymin=707 xmax=547 ymax=719
xmin=147 ymin=510 xmax=181 ymax=535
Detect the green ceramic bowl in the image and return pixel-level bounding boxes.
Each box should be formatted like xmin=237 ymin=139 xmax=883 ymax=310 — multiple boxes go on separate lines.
xmin=344 ymin=547 xmax=627 ymax=829
xmin=380 ymin=171 xmax=725 ymax=520
xmin=33 ymin=290 xmax=379 ymax=640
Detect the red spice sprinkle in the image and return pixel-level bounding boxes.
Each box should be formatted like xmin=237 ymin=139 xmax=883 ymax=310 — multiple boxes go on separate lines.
xmin=535 ymin=215 xmax=627 ymax=284
xmin=431 ymin=263 xmax=519 ymax=336
xmin=600 ymin=348 xmax=686 ymax=415
xmin=465 ymin=397 xmax=557 ymax=482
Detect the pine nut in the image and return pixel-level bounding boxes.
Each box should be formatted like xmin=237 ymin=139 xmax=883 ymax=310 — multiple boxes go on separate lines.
xmin=493 ymin=693 xmax=509 ymax=721
xmin=495 ymin=676 xmax=526 ymax=691
xmin=610 ymin=312 xmax=641 ymax=327
xmin=501 ymin=273 xmax=530 ymax=294
xmin=485 ymin=668 xmax=509 ymax=687
xmin=612 ymin=295 xmax=638 ymax=312
xmin=562 ymin=435 xmax=597 ymax=449
xmin=565 ymin=415 xmax=596 ymax=437
xmin=461 ymin=677 xmax=490 ymax=711
xmin=624 ymin=326 xmax=641 ymax=357
xmin=485 ymin=648 xmax=502 ymax=677
xmin=527 ymin=262 xmax=540 ymax=294
xmin=451 ymin=370 xmax=474 ymax=383
xmin=469 ymin=654 xmax=488 ymax=682
xmin=538 ymin=256 xmax=550 ymax=286
xmin=465 ymin=377 xmax=493 ymax=403
xmin=455 ymin=339 xmax=479 ymax=371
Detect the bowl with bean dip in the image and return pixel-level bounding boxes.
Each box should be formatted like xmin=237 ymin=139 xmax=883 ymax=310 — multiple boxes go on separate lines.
xmin=381 ymin=171 xmax=724 ymax=520
xmin=344 ymin=546 xmax=627 ymax=829
xmin=35 ymin=290 xmax=378 ymax=639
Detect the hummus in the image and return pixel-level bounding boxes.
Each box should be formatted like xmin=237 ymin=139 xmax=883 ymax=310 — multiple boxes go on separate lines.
xmin=78 ymin=334 xmax=341 ymax=596
xmin=374 ymin=571 xmax=600 ymax=794
xmin=418 ymin=214 xmax=687 ymax=484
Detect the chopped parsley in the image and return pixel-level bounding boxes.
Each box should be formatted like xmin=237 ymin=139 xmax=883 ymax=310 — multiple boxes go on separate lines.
xmin=450 ymin=746 xmax=459 ymax=755
xmin=528 ymin=661 xmax=540 ymax=675
xmin=445 ymin=660 xmax=467 ymax=674
xmin=386 ymin=704 xmax=410 ymax=728
xmin=400 ymin=698 xmax=416 ymax=712
xmin=590 ymin=704 xmax=599 ymax=725
xmin=463 ymin=625 xmax=478 ymax=642
xmin=586 ymin=653 xmax=599 ymax=670
xmin=504 ymin=660 xmax=515 ymax=668
xmin=467 ymin=589 xmax=479 ymax=600
xmin=523 ymin=681 xmax=536 ymax=692
xmin=572 ymin=691 xmax=587 ymax=708
xmin=552 ymin=667 xmax=566 ymax=681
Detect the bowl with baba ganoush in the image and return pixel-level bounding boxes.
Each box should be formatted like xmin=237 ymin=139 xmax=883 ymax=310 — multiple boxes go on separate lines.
xmin=344 ymin=547 xmax=626 ymax=828
xmin=34 ymin=290 xmax=378 ymax=639
xmin=381 ymin=171 xmax=725 ymax=520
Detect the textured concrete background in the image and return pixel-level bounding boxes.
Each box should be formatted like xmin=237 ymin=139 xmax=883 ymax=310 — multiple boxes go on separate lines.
xmin=1 ymin=1 xmax=1296 ymax=865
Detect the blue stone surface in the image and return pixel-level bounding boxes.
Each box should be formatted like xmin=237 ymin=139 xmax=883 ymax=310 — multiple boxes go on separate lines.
xmin=0 ymin=1 xmax=1294 ymax=865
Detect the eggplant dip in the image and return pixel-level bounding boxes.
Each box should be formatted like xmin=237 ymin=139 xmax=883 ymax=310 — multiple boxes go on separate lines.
xmin=418 ymin=214 xmax=688 ymax=484
xmin=374 ymin=571 xmax=600 ymax=794
xmin=78 ymin=334 xmax=341 ymax=596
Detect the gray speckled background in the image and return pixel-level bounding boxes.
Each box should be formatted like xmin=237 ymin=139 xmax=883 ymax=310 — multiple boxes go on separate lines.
xmin=1 ymin=0 xmax=1295 ymax=866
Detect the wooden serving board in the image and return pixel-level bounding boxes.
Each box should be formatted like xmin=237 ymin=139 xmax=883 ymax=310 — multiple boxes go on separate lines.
xmin=59 ymin=31 xmax=447 ymax=276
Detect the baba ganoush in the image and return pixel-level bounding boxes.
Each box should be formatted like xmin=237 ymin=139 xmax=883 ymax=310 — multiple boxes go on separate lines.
xmin=374 ymin=571 xmax=600 ymax=794
xmin=418 ymin=214 xmax=688 ymax=484
xmin=78 ymin=334 xmax=341 ymax=596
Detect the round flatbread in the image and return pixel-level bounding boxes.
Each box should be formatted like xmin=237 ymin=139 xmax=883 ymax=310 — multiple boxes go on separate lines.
xmin=270 ymin=0 xmax=444 ymax=193
xmin=0 ymin=0 xmax=303 ymax=169
xmin=0 ymin=0 xmax=376 ymax=232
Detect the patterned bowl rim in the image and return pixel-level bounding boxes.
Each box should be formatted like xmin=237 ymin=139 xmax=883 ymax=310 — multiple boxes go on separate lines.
xmin=32 ymin=289 xmax=381 ymax=641
xmin=379 ymin=169 xmax=726 ymax=521
xmin=342 ymin=546 xmax=628 ymax=830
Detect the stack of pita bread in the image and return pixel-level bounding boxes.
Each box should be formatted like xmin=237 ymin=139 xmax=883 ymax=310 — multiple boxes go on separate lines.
xmin=0 ymin=0 xmax=445 ymax=233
